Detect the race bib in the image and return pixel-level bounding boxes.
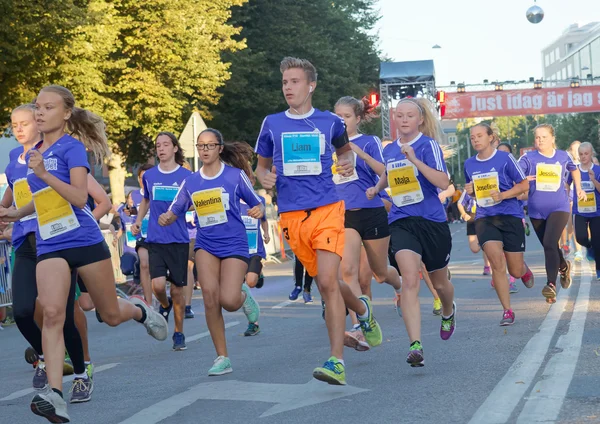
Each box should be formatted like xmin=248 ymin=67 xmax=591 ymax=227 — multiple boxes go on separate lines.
xmin=246 ymin=230 xmax=258 ymax=254
xmin=192 ymin=188 xmax=227 ymax=228
xmin=331 ymin=152 xmax=358 ymax=185
xmin=13 ymin=178 xmax=36 ymax=221
xmin=141 ymin=212 xmax=149 ymax=238
xmin=578 ymin=181 xmax=597 ymax=213
xmin=536 ymin=163 xmax=562 ymax=192
xmin=387 ymin=159 xmax=423 ymax=207
xmin=152 ymin=185 xmax=179 ymax=202
xmin=473 ymin=172 xmax=500 ymax=207
xmin=242 ymin=215 xmax=258 ymax=230
xmin=281 ymin=132 xmax=322 ymax=176
xmin=186 ymin=211 xmax=195 ymax=224
xmin=125 ymin=223 xmax=137 ymax=248
xmin=32 ymin=187 xmax=80 ymax=240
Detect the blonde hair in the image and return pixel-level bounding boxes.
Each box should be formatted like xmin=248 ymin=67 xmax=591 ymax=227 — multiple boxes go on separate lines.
xmin=397 ymin=98 xmax=444 ymax=143
xmin=280 ymin=57 xmax=318 ymax=82
xmin=38 ymin=85 xmax=110 ymax=163
xmin=11 ymin=103 xmax=36 ymax=117
xmin=579 ymin=141 xmax=596 ymax=156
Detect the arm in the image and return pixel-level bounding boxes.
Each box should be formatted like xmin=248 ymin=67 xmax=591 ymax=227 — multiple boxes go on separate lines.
xmin=413 ymin=158 xmax=449 ymax=190
xmin=438 ymin=184 xmax=455 ymax=203
xmin=87 ymin=174 xmax=111 ymax=220
xmin=41 ymin=167 xmax=89 ymax=209
xmin=403 ymin=142 xmax=449 ymax=190
xmin=1 ymin=187 xmax=13 ymax=208
xmin=255 ymin=155 xmax=275 ymax=189
xmin=495 ymin=179 xmax=529 ymax=201
xmin=570 ymin=168 xmax=586 ymax=201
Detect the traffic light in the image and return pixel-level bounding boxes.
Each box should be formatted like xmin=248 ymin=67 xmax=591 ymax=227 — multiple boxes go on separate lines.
xmin=369 ymin=92 xmax=380 ymax=107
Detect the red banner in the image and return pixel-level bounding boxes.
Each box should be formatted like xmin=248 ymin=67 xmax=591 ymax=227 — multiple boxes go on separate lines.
xmin=443 ymin=86 xmax=600 ymax=119
xmin=520 ymin=147 xmax=535 ymax=156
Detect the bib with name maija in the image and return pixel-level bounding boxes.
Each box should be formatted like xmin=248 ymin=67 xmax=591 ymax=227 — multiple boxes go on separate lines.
xmin=13 ymin=178 xmax=36 ymax=221
xmin=125 ymin=223 xmax=137 ymax=248
xmin=536 ymin=163 xmax=562 ymax=192
xmin=578 ymin=180 xmax=597 ymax=213
xmin=281 ymin=132 xmax=322 ymax=177
xmin=32 ymin=187 xmax=80 ymax=240
xmin=192 ymin=188 xmax=227 ymax=228
xmin=387 ymin=159 xmax=423 ymax=207
xmin=152 ymin=185 xmax=179 ymax=202
xmin=242 ymin=215 xmax=259 ymax=254
xmin=473 ymin=172 xmax=500 ymax=207
xmin=331 ymin=152 xmax=358 ymax=185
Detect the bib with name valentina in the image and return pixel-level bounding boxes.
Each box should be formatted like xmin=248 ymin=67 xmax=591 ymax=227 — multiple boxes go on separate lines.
xmin=192 ymin=188 xmax=228 ymax=228
xmin=387 ymin=159 xmax=423 ymax=207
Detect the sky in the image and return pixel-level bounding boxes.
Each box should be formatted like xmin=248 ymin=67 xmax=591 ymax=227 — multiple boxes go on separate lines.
xmin=377 ymin=0 xmax=600 ymax=87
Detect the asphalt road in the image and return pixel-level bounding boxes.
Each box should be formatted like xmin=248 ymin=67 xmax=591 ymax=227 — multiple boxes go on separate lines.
xmin=1 ymin=222 xmax=599 ymax=424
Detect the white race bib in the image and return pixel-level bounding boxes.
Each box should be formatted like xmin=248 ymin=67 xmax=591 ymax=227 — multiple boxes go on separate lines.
xmin=473 ymin=172 xmax=500 ymax=207
xmin=32 ymin=187 xmax=80 ymax=240
xmin=125 ymin=223 xmax=137 ymax=248
xmin=281 ymin=132 xmax=322 ymax=176
xmin=387 ymin=160 xmax=424 ymax=207
xmin=331 ymin=152 xmax=358 ymax=185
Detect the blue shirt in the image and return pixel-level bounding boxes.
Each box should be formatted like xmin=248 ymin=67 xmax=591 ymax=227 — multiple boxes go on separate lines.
xmin=169 ymin=163 xmax=262 ymax=258
xmin=26 ymin=135 xmax=103 ymax=256
xmin=383 ymin=133 xmax=448 ymax=224
xmin=118 ymin=204 xmax=137 ymax=254
xmin=518 ymin=149 xmax=576 ymax=220
xmin=240 ymin=196 xmax=267 ymax=258
xmin=335 ymin=134 xmax=385 ymax=210
xmin=5 ymin=151 xmax=37 ymax=250
xmin=570 ymin=164 xmax=600 ymax=217
xmin=255 ymin=108 xmax=346 ymax=213
xmin=464 ymin=150 xmax=526 ymax=219
xmin=142 ymin=165 xmax=191 ymax=244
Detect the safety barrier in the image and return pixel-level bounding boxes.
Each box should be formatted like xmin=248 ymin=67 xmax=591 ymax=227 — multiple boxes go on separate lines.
xmin=0 ymin=241 xmax=12 ymax=308
xmin=102 ymin=229 xmax=127 ymax=284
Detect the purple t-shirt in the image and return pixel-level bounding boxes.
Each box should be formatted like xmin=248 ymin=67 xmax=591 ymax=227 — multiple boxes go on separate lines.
xmin=26 ymin=135 xmax=104 ymax=255
xmin=170 ymin=163 xmax=261 ymax=258
xmin=464 ymin=150 xmax=526 ymax=219
xmin=383 ymin=133 xmax=448 ymax=224
xmin=255 ymin=108 xmax=346 ymax=213
xmin=518 ymin=149 xmax=576 ymax=219
xmin=569 ymin=164 xmax=600 ymax=217
xmin=335 ymin=134 xmax=385 ymax=210
xmin=5 ymin=150 xmax=37 ymax=250
xmin=459 ymin=191 xmax=476 ymax=214
xmin=142 ymin=165 xmax=192 ymax=244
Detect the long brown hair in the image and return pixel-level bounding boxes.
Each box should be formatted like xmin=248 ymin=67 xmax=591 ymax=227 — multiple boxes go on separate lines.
xmin=199 ymin=128 xmax=254 ymax=178
xmin=155 ymin=131 xmax=185 ymax=166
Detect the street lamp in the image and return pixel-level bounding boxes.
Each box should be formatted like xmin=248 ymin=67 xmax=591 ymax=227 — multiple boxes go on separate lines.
xmin=457 ymin=83 xmax=466 ymax=93
xmin=526 ymin=1 xmax=544 ymax=24
xmin=570 ymin=78 xmax=580 ymax=88
xmin=494 ymin=82 xmax=504 ymax=91
xmin=534 ymin=80 xmax=543 ymax=89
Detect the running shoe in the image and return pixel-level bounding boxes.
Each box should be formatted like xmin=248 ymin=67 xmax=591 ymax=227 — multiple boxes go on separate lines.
xmin=483 ymin=266 xmax=491 ymax=276
xmin=312 ymin=356 xmax=346 ymax=385
xmin=509 ymin=278 xmax=518 ymax=294
xmin=256 ymin=274 xmax=265 ymax=289
xmin=560 ymin=261 xmax=572 ymax=289
xmin=32 ymin=361 xmax=48 ymax=390
xmin=86 ymin=363 xmax=94 ymax=381
xmin=395 ymin=292 xmax=402 ymax=317
xmin=500 ymin=309 xmax=515 ymax=326
xmin=208 ymin=356 xmax=232 ymax=376
xmin=25 ymin=347 xmax=39 ymax=367
xmin=303 ymin=290 xmax=313 ymax=304
xmin=574 ymin=251 xmax=583 ymax=263
xmin=172 ymin=332 xmax=187 ymax=351
xmin=490 ymin=278 xmax=495 ymax=288
xmin=185 ymin=305 xmax=195 ymax=319
xmin=31 ymin=391 xmax=70 ymax=423
xmin=159 ymin=297 xmax=174 ymax=322
xmin=241 ymin=283 xmax=260 ymax=323
xmin=70 ymin=377 xmax=93 ymax=403
xmin=521 ymin=265 xmax=535 ymax=288
xmin=63 ymin=353 xmax=74 ymax=376
xmin=586 ymin=247 xmax=595 ymax=262
xmin=289 ymin=286 xmax=302 ymax=301
xmin=432 ymin=298 xmax=442 ymax=316
xmin=440 ymin=302 xmax=457 ymax=340
xmin=130 ymin=297 xmax=169 ymax=341
xmin=357 ymin=295 xmax=383 ymax=347
xmin=344 ymin=328 xmax=370 ymax=351
xmin=244 ymin=323 xmax=260 ymax=336
xmin=542 ymin=282 xmax=557 ymax=300
xmin=407 ymin=341 xmax=424 ymax=367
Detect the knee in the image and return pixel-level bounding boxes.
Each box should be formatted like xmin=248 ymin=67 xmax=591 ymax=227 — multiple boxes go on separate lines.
xmin=139 ymin=259 xmax=149 ymax=271
xmin=153 ymin=282 xmax=166 ymax=294
xmin=341 ymin=262 xmax=359 ymax=281
xmin=401 ymin=274 xmax=420 ymax=291
xmin=102 ymin=313 xmax=121 ymax=327
xmin=202 ymin=289 xmax=220 ymax=311
xmin=41 ymin=304 xmax=66 ymax=328
xmin=78 ymin=296 xmax=94 ymax=312
xmin=221 ymin=298 xmax=239 ymax=312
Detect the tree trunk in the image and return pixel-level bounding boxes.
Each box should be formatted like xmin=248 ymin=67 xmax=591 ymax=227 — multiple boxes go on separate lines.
xmin=107 ymin=151 xmax=126 ymax=205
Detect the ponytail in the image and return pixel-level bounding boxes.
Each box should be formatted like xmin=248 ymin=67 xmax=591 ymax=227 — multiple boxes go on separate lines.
xmin=411 ymin=98 xmax=444 ymax=143
xmin=335 ymin=96 xmax=378 ymax=123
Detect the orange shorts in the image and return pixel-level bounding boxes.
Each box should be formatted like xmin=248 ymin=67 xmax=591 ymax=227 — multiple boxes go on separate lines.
xmin=280 ymin=201 xmax=345 ymax=278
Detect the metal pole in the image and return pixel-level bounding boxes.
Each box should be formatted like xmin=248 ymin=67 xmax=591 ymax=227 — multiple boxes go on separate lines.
xmin=192 ymin=114 xmax=198 ymax=171
xmin=465 ymin=119 xmax=471 ymax=158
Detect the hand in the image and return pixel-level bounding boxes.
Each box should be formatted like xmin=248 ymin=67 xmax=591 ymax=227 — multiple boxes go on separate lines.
xmin=438 ymin=193 xmax=448 ymax=203
xmin=490 ymin=190 xmax=504 ymax=203
xmin=336 ymin=156 xmax=354 ymax=177
xmin=400 ymin=144 xmax=417 ymax=163
xmin=0 ymin=206 xmax=20 ymax=222
xmin=349 ymin=142 xmax=366 ymax=160
xmin=131 ymin=222 xmax=141 ymax=236
xmin=123 ymin=208 xmax=132 ymax=216
xmin=262 ymin=166 xmax=277 ymax=190
xmin=526 ymin=175 xmax=536 ymax=182
xmin=577 ymin=189 xmax=587 ymax=202
xmin=27 ymin=150 xmax=48 ymax=178
xmin=465 ymin=182 xmax=474 ymax=196
xmin=158 ymin=211 xmax=175 ymax=226
xmin=366 ymin=187 xmax=377 ymax=200
xmin=247 ymin=205 xmax=264 ymax=219
xmin=263 ymin=232 xmax=271 ymax=244
xmin=462 ymin=214 xmax=471 ymax=222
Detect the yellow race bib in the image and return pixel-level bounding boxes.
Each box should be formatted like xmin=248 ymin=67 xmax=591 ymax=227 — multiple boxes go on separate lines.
xmin=32 ymin=187 xmax=79 ymax=240
xmin=13 ymin=179 xmax=32 ymax=209
xmin=387 ymin=159 xmax=424 ymax=206
xmin=536 ymin=163 xmax=562 ymax=192
xmin=192 ymin=188 xmax=228 ymax=228
xmin=578 ymin=191 xmax=597 ymax=214
xmin=473 ymin=172 xmax=500 ymax=207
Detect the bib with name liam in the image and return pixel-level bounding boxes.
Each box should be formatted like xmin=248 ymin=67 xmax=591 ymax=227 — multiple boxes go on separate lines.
xmin=387 ymin=159 xmax=423 ymax=207
xmin=536 ymin=163 xmax=562 ymax=192
xmin=192 ymin=188 xmax=227 ymax=228
xmin=32 ymin=187 xmax=80 ymax=240
xmin=281 ymin=132 xmax=322 ymax=176
xmin=473 ymin=172 xmax=500 ymax=207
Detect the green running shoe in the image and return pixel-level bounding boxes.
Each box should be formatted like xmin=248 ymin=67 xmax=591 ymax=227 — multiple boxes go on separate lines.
xmin=208 ymin=356 xmax=233 ymax=376
xmin=313 ymin=356 xmax=346 ymax=385
xmin=357 ymin=295 xmax=382 ymax=347
xmin=241 ymin=283 xmax=260 ymax=323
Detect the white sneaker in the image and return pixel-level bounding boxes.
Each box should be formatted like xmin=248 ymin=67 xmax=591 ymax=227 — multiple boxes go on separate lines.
xmin=31 ymin=390 xmax=70 ymax=423
xmin=130 ymin=297 xmax=168 ymax=341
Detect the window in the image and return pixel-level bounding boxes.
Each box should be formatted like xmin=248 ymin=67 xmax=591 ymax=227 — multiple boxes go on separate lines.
xmin=550 ymin=51 xmax=555 ymax=63
xmin=555 ymin=47 xmax=560 ymax=60
xmin=562 ymin=68 xmax=567 ymax=79
xmin=567 ymin=63 xmax=573 ymax=77
xmin=449 ymin=136 xmax=457 ymax=144
xmin=574 ymin=52 xmax=581 ymax=77
xmin=591 ymin=37 xmax=600 ymax=78
xmin=545 ymin=54 xmax=550 ymax=67
xmin=580 ymin=45 xmax=591 ymax=75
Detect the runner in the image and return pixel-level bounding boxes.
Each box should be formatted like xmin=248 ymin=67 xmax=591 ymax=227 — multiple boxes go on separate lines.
xmin=518 ymin=124 xmax=585 ymax=303
xmin=564 ymin=141 xmax=583 ymax=261
xmin=464 ymin=123 xmax=534 ymax=325
xmin=570 ymin=142 xmax=600 ymax=278
xmin=255 ymin=57 xmax=382 ymax=385
xmin=159 ymin=129 xmax=263 ymax=375
xmin=0 ymin=86 xmax=167 ymax=423
xmin=182 ymin=161 xmax=196 ymax=320
xmin=367 ymin=97 xmax=456 ymax=367
xmin=131 ymin=132 xmax=192 ymax=351
xmin=333 ymin=96 xmax=402 ymax=351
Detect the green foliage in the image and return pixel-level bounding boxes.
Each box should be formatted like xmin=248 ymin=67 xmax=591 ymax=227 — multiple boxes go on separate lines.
xmin=208 ymin=0 xmax=381 ymax=143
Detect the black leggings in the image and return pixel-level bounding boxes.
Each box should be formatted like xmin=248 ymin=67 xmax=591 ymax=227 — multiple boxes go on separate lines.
xmin=11 ymin=234 xmax=85 ymax=374
xmin=530 ymin=212 xmax=570 ymax=284
xmin=294 ymin=256 xmax=313 ymax=291
xmin=574 ymin=214 xmax=600 ymax=271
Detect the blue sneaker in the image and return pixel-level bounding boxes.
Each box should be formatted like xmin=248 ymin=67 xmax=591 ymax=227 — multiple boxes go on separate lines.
xmin=303 ymin=290 xmax=313 ymax=304
xmin=159 ymin=297 xmax=173 ymax=323
xmin=586 ymin=247 xmax=595 ymax=262
xmin=172 ymin=332 xmax=187 ymax=351
xmin=185 ymin=305 xmax=195 ymax=319
xmin=289 ymin=286 xmax=302 ymax=301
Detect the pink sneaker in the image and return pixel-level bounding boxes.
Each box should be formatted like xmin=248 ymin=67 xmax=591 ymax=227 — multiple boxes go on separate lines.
xmin=490 ymin=279 xmax=494 ymax=288
xmin=483 ymin=266 xmax=491 ymax=276
xmin=344 ymin=329 xmax=370 ymax=352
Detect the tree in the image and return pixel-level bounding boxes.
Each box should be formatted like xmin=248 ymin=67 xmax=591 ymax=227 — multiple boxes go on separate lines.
xmin=209 ymin=0 xmax=381 ymax=143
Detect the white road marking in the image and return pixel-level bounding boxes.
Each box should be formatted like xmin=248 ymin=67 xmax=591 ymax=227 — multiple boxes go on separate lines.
xmin=0 ymin=363 xmax=120 ymax=402
xmin=118 ymin=379 xmax=369 ymax=423
xmin=187 ymin=321 xmax=240 ymax=343
xmin=272 ymin=300 xmax=295 ymax=309
xmin=517 ymin=263 xmax=592 ymax=423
